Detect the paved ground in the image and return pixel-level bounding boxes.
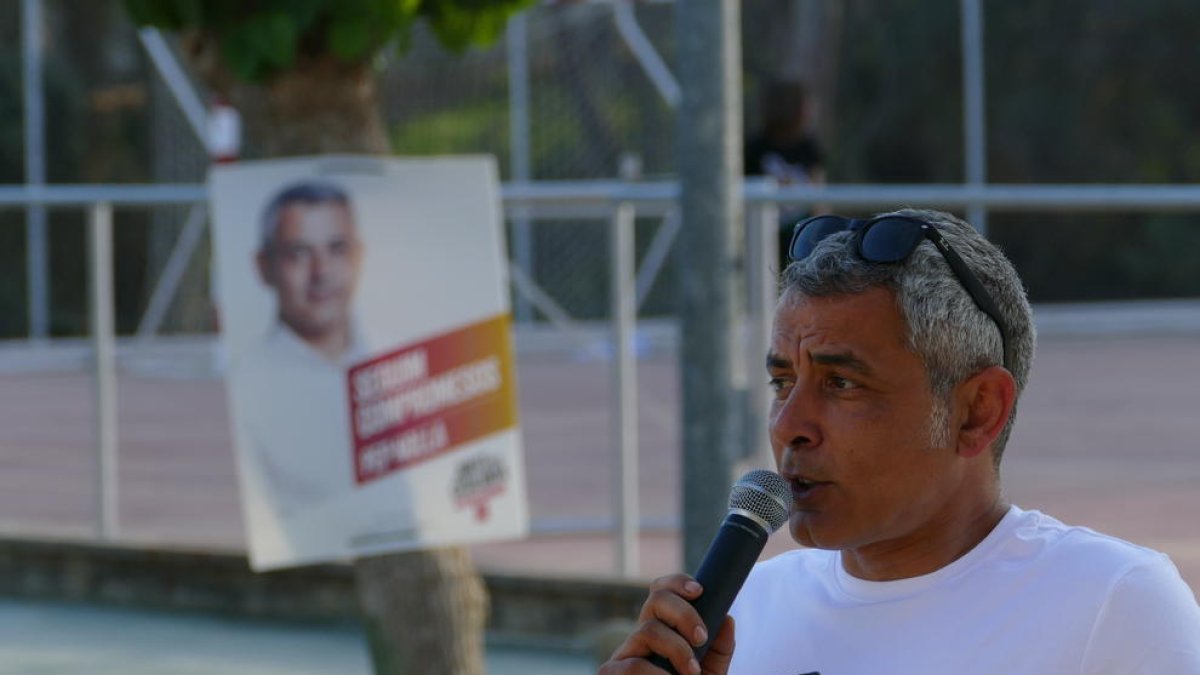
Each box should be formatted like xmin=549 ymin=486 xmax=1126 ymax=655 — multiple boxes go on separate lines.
xmin=0 ymin=599 xmax=592 ymax=674
xmin=0 ymin=301 xmax=1198 ymax=590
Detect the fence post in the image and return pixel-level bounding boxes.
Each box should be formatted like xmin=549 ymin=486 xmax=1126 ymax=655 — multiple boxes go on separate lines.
xmin=90 ymin=202 xmax=119 ymax=539
xmin=507 ymin=11 xmax=534 ymax=323
xmin=610 ymin=201 xmax=639 ymax=576
xmin=676 ymin=0 xmax=743 ymax=573
xmin=743 ymin=203 xmax=779 ymax=470
xmin=22 ymin=0 xmax=48 ymax=340
xmin=961 ymin=0 xmax=988 ymax=234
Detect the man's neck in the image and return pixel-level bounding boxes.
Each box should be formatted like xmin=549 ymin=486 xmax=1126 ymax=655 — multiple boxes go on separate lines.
xmin=282 ymin=322 xmax=352 ymax=363
xmin=307 ymin=331 xmax=350 ymax=362
xmin=840 ymin=494 xmax=1009 ymax=582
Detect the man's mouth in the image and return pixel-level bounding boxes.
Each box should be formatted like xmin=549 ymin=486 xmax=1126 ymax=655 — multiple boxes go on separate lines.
xmin=790 ymin=475 xmax=830 ymax=500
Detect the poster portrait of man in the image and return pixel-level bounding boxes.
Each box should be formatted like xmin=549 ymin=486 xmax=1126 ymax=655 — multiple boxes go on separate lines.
xmin=210 ymin=156 xmax=528 ymax=570
xmin=233 ymin=180 xmax=370 ymax=515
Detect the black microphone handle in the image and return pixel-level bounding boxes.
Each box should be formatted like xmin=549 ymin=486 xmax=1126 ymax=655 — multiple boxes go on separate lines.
xmin=647 ymin=512 xmax=770 ymax=674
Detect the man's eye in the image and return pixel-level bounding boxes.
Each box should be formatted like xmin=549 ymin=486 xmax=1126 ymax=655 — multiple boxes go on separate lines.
xmin=826 ymin=375 xmax=856 ymax=391
xmin=768 ymin=377 xmax=792 ymax=395
xmin=282 ymin=247 xmax=309 ymax=262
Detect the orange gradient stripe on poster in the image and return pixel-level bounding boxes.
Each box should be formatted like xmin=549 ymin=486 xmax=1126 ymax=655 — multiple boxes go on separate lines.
xmin=347 ymin=314 xmax=517 ymax=485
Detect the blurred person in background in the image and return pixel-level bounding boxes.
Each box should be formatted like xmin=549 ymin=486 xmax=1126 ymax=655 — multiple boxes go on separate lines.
xmin=231 ymin=181 xmax=368 ymax=516
xmin=601 ymin=209 xmax=1200 ymax=674
xmin=744 ymin=79 xmax=827 ymax=271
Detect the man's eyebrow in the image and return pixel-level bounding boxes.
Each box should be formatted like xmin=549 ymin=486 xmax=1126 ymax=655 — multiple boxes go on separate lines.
xmin=812 ymin=351 xmax=874 ymax=375
xmin=765 ymin=353 xmax=791 ymax=371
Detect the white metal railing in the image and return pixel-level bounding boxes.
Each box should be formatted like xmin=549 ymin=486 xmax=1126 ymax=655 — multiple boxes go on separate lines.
xmin=12 ymin=180 xmax=1200 ymax=210
xmin=3 ymin=180 xmax=1200 ymax=575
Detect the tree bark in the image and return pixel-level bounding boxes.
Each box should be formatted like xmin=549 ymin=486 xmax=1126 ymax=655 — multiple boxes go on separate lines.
xmin=233 ymin=57 xmax=390 ymax=158
xmin=354 ymin=546 xmax=488 ymax=675
xmin=179 ymin=35 xmax=489 ymax=675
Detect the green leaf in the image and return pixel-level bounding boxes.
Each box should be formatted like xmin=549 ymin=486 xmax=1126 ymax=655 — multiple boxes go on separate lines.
xmin=327 ymin=0 xmax=421 ymax=63
xmin=123 ymin=0 xmax=184 ymax=28
xmin=281 ymin=0 xmax=327 ymax=30
xmin=217 ymin=13 xmax=298 ymax=81
xmin=354 ymin=0 xmax=420 ymax=25
xmin=130 ymin=0 xmax=534 ymax=81
xmin=256 ymin=12 xmax=300 ymax=69
xmin=220 ymin=31 xmax=261 ymax=81
xmin=175 ymin=0 xmax=206 ymax=26
xmin=202 ymin=0 xmax=252 ymax=28
xmin=329 ymin=16 xmax=372 ymax=61
xmin=421 ymin=0 xmax=533 ymax=53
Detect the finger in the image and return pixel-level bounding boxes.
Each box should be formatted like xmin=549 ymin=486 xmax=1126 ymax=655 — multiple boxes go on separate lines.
xmin=638 ymin=575 xmax=705 ymax=645
xmin=599 ymin=656 xmax=696 ymax=675
xmin=637 ymin=588 xmax=709 ymax=649
xmin=607 ymin=619 xmax=701 ymax=674
xmin=597 ymin=656 xmax=652 ymax=675
xmin=700 ymin=616 xmax=736 ymax=675
xmin=598 ymin=657 xmax=663 ymax=674
xmin=647 ymin=573 xmax=704 ymax=600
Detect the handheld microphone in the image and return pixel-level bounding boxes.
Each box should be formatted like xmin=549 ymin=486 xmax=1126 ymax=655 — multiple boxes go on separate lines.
xmin=648 ymin=469 xmax=791 ymax=673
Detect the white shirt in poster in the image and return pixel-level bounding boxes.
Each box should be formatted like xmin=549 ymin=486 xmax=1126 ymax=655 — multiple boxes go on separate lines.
xmin=229 ymin=320 xmax=369 ymax=517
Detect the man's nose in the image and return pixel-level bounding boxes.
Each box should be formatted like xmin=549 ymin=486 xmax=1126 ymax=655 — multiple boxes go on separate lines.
xmin=309 ymin=249 xmax=331 ymax=281
xmin=769 ymin=382 xmax=822 ymax=453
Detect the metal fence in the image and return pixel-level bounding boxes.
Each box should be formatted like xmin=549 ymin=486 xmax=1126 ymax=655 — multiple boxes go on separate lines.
xmin=4 ymin=180 xmax=1200 ymax=575
xmin=5 ymin=1 xmax=1200 ymax=577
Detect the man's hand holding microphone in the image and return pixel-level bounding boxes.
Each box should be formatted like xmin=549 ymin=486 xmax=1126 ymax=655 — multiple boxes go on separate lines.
xmin=598 ymin=470 xmax=791 ymax=675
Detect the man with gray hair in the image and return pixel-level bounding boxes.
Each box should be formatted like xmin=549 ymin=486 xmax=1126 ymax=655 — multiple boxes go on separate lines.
xmin=231 ymin=180 xmax=370 ymax=517
xmin=255 ymin=181 xmax=364 ymax=362
xmin=602 ymin=209 xmax=1200 ymax=674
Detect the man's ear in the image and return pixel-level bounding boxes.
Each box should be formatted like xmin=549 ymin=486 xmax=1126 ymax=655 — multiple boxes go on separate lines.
xmin=954 ymin=365 xmax=1017 ymax=459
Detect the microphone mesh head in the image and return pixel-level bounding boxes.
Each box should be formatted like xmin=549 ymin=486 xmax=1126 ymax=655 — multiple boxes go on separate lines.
xmin=728 ymin=469 xmax=791 ymax=532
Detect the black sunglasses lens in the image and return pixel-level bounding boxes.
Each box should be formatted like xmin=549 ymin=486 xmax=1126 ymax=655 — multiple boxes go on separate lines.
xmin=789 ymin=217 xmax=848 ymax=261
xmin=860 ymin=217 xmax=926 ymax=263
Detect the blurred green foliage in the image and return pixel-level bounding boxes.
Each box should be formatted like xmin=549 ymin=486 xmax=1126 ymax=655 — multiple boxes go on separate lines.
xmin=4 ymin=0 xmax=1200 ymax=332
xmin=124 ymin=0 xmax=533 ymax=79
xmin=391 ymin=99 xmax=509 ymax=157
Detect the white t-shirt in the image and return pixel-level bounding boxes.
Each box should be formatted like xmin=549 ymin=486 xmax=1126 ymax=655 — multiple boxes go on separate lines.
xmin=230 ymin=322 xmax=370 ymax=516
xmin=729 ymin=505 xmax=1200 ymax=674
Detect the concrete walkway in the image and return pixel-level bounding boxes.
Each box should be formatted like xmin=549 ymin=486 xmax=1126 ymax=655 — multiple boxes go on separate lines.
xmin=0 ymin=599 xmax=593 ymax=675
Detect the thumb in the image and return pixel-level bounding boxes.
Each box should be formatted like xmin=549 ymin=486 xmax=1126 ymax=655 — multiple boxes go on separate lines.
xmin=701 ymin=616 xmax=736 ymax=675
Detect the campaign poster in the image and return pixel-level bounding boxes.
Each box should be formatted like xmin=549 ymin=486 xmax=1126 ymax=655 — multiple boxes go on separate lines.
xmin=209 ymin=155 xmax=528 ymax=570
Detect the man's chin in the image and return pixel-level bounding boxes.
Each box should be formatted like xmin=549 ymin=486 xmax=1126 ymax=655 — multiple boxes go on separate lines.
xmin=789 ymin=513 xmax=845 ymax=550
xmin=284 ymin=316 xmax=346 ymax=341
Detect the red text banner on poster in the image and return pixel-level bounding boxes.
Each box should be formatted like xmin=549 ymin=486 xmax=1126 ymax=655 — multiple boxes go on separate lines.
xmin=347 ymin=314 xmax=517 ymax=485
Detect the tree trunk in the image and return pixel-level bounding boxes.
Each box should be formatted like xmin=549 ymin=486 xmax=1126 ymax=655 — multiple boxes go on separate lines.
xmin=231 ymin=57 xmax=390 ymax=158
xmin=182 ymin=38 xmax=489 ymax=675
xmin=354 ymin=546 xmax=488 ymax=675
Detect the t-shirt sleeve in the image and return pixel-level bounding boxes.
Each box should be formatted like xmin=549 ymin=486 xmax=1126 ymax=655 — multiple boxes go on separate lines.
xmin=1081 ymin=555 xmax=1200 ymax=673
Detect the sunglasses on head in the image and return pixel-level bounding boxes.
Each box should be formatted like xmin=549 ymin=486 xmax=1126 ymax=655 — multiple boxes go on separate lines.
xmin=787 ymin=214 xmax=1011 ymax=368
